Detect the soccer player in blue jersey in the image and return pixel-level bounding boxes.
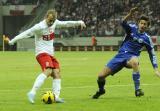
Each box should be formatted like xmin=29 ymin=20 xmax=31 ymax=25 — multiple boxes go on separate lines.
xmin=92 ymin=7 xmax=160 ymax=99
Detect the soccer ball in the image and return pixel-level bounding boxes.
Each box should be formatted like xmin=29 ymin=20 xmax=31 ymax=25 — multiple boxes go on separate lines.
xmin=41 ymin=91 xmax=55 ymax=104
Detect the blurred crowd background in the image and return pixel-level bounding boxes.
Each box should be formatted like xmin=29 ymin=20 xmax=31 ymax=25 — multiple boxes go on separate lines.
xmin=1 ymin=0 xmax=160 ymax=37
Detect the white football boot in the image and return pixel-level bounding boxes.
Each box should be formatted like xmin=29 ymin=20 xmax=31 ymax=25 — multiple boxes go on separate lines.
xmin=55 ymin=98 xmax=65 ymax=103
xmin=27 ymin=91 xmax=36 ymax=104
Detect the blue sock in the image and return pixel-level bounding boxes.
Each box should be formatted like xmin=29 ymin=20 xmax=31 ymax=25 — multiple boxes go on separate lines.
xmin=132 ymin=72 xmax=140 ymax=91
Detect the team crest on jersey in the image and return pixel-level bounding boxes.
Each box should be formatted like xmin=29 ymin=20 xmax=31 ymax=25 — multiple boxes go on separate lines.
xmin=138 ymin=39 xmax=143 ymax=43
xmin=131 ymin=33 xmax=134 ymax=36
xmin=133 ymin=37 xmax=143 ymax=43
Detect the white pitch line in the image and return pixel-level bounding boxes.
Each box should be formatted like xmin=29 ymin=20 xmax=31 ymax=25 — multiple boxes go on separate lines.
xmin=60 ymin=57 xmax=88 ymax=61
xmin=44 ymin=83 xmax=160 ymax=89
xmin=0 ymin=84 xmax=159 ymax=92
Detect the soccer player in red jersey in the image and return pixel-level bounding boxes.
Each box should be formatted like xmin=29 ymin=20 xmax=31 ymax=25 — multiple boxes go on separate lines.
xmin=6 ymin=9 xmax=86 ymax=103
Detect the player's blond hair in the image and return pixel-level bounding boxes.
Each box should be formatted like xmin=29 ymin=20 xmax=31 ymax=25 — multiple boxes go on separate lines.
xmin=45 ymin=9 xmax=57 ymax=18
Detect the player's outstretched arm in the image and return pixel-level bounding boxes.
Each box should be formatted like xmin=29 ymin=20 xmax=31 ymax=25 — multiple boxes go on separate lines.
xmin=146 ymin=37 xmax=160 ymax=78
xmin=56 ymin=20 xmax=86 ymax=30
xmin=123 ymin=7 xmax=138 ymax=21
xmin=7 ymin=24 xmax=39 ymax=45
xmin=146 ymin=47 xmax=160 ymax=77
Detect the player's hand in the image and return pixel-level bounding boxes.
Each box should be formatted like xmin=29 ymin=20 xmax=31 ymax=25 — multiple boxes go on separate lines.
xmin=8 ymin=41 xmax=14 ymax=45
xmin=80 ymin=21 xmax=86 ymax=30
xmin=130 ymin=7 xmax=138 ymax=14
xmin=3 ymin=37 xmax=14 ymax=45
xmin=154 ymin=69 xmax=160 ymax=77
xmin=3 ymin=36 xmax=10 ymax=44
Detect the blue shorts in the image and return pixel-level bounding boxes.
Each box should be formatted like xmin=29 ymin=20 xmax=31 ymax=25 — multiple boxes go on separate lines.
xmin=106 ymin=52 xmax=137 ymax=75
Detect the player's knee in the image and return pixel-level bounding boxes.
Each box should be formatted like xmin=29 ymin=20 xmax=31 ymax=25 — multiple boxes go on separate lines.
xmin=99 ymin=67 xmax=111 ymax=77
xmin=131 ymin=61 xmax=139 ymax=68
xmin=43 ymin=68 xmax=53 ymax=77
xmin=51 ymin=69 xmax=61 ymax=78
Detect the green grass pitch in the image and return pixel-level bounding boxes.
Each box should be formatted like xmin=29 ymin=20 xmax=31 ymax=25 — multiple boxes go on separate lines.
xmin=0 ymin=51 xmax=160 ymax=111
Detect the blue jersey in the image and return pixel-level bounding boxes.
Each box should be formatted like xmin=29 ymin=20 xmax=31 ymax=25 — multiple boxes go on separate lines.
xmin=119 ymin=20 xmax=158 ymax=68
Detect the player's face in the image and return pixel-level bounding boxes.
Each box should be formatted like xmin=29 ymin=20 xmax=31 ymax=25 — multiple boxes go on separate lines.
xmin=46 ymin=13 xmax=57 ymax=27
xmin=138 ymin=20 xmax=148 ymax=33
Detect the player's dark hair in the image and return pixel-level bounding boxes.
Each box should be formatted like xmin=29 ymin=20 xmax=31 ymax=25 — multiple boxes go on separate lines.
xmin=139 ymin=15 xmax=150 ymax=26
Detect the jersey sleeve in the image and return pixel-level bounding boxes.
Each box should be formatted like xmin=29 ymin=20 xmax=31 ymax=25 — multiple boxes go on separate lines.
xmin=10 ymin=24 xmax=40 ymax=44
xmin=145 ymin=36 xmax=158 ymax=69
xmin=121 ymin=20 xmax=131 ymax=34
xmin=121 ymin=20 xmax=137 ymax=34
xmin=55 ymin=19 xmax=84 ymax=28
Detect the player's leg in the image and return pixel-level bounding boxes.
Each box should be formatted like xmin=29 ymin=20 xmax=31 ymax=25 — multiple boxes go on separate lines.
xmin=51 ymin=69 xmax=64 ymax=103
xmin=27 ymin=68 xmax=52 ymax=103
xmin=127 ymin=57 xmax=144 ymax=97
xmin=93 ymin=54 xmax=124 ymax=99
xmin=92 ymin=66 xmax=112 ymax=99
xmin=27 ymin=53 xmax=54 ymax=103
xmin=50 ymin=56 xmax=64 ymax=103
xmin=31 ymin=69 xmax=52 ymax=94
